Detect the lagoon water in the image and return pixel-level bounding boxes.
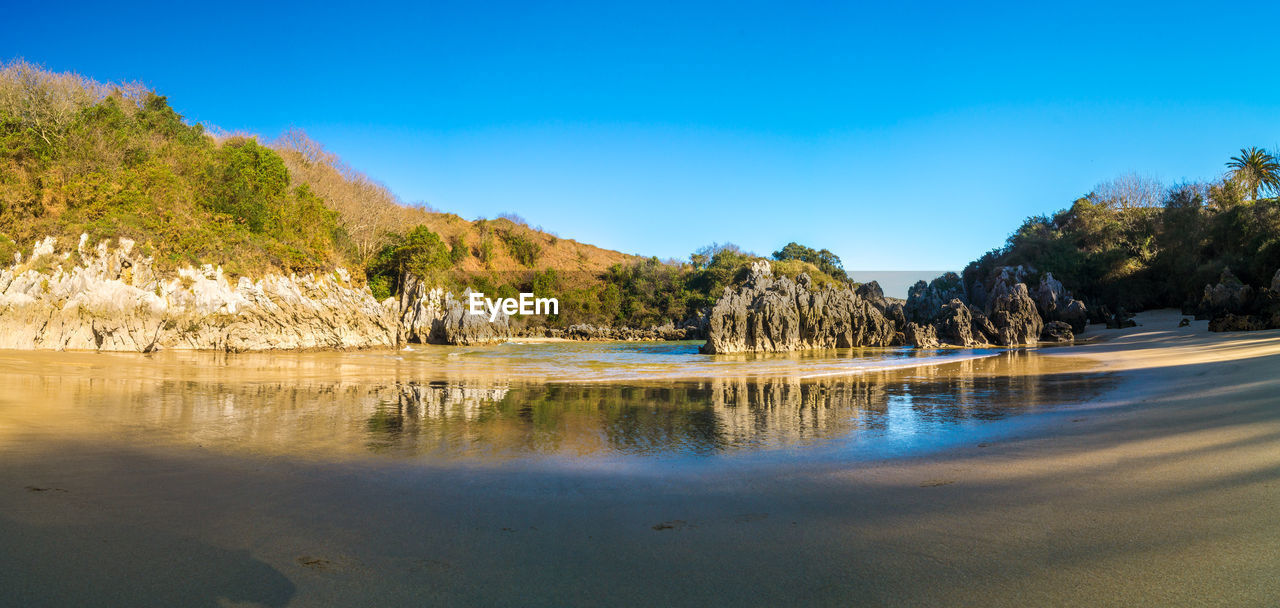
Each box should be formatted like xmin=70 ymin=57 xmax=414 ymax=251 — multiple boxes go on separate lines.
xmin=0 ymin=342 xmax=1111 ymax=464
xmin=0 ymin=342 xmax=1134 ymax=607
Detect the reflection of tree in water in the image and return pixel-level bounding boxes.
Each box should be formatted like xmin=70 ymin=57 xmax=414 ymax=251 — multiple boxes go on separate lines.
xmin=363 ymin=358 xmax=1113 ymax=457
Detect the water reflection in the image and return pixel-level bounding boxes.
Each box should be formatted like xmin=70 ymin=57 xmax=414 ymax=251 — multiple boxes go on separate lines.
xmin=0 ymin=348 xmax=1110 ymax=461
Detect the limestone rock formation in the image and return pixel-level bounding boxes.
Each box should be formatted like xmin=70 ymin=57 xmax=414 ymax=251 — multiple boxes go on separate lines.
xmin=0 ymin=236 xmax=398 ymax=352
xmin=1040 ymin=321 xmax=1074 ymax=343
xmin=905 ymin=272 xmax=967 ymax=323
xmin=554 ymin=322 xmax=699 ymax=341
xmin=934 ymin=299 xmax=977 ymax=347
xmin=970 ymin=309 xmax=999 ymax=344
xmin=1198 ymin=269 xmax=1253 ymax=320
xmin=396 ymin=279 xmax=510 ymax=346
xmin=901 ymin=322 xmax=940 ymax=348
xmin=989 ymin=283 xmax=1044 ymax=346
xmin=1203 ymin=268 xmax=1280 ymax=333
xmin=700 ymin=261 xmax=895 ymax=354
xmin=436 ymin=294 xmax=511 ymax=345
xmin=1032 ymin=273 xmax=1088 ymax=333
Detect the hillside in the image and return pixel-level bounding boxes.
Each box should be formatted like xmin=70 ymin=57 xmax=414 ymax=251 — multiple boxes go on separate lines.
xmin=0 ymin=60 xmax=868 ymax=331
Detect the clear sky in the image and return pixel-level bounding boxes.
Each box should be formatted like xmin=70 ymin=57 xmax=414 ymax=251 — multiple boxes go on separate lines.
xmin=5 ymin=1 xmax=1279 ymax=271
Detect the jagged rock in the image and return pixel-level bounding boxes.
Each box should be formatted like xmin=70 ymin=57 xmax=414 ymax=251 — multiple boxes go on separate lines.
xmin=971 ymin=265 xmax=1036 ymax=310
xmin=1107 ymin=307 xmax=1137 ymax=329
xmin=395 ymin=279 xmax=509 ymax=345
xmin=1178 ymin=318 xmax=1191 ymax=327
xmin=934 ymin=299 xmax=976 ymax=347
xmin=1032 ymin=273 xmax=1088 ymax=333
xmin=1040 ymin=321 xmax=1074 ymax=343
xmin=884 ymin=302 xmax=907 ymax=329
xmin=970 ymin=309 xmax=999 ymax=344
xmin=1061 ymin=299 xmax=1088 ymax=333
xmin=901 ymin=322 xmax=940 ymax=348
xmin=397 ymin=275 xmax=449 ymax=343
xmin=855 ymin=281 xmax=894 ymax=316
xmin=0 ymin=235 xmax=398 ymax=352
xmin=558 ymin=317 xmax=711 ymax=342
xmin=1209 ymin=314 xmax=1268 ymax=332
xmin=701 ymin=261 xmax=895 ymax=354
xmin=435 ymin=293 xmax=510 ymax=345
xmin=1198 ymin=269 xmax=1253 ymax=320
xmin=1202 ymin=269 xmax=1280 ymax=332
xmin=989 ymin=283 xmax=1043 ymax=346
xmin=969 ymin=279 xmax=989 ymax=312
xmin=905 ymin=272 xmax=967 ymax=323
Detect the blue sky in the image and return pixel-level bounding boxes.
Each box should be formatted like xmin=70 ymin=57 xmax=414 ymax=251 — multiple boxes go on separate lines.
xmin=5 ymin=1 xmax=1279 ymax=271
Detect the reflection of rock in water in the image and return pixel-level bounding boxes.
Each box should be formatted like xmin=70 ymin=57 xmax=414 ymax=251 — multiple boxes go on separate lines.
xmin=1 ymin=352 xmax=1112 ymax=459
xmin=396 ymin=383 xmax=510 ymax=422
xmin=710 ymin=376 xmax=886 ymax=448
xmin=366 ymin=383 xmax=511 ymax=453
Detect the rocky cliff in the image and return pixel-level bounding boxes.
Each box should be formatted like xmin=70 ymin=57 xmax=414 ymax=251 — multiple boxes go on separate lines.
xmin=0 ymin=235 xmax=514 ymax=352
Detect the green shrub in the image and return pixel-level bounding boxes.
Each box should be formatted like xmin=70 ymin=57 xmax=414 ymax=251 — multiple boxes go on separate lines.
xmin=500 ymin=229 xmax=541 ymax=267
xmin=368 ymin=275 xmax=392 ymax=300
xmin=477 ymin=235 xmax=496 ymax=266
xmin=449 ymin=234 xmax=469 ymax=263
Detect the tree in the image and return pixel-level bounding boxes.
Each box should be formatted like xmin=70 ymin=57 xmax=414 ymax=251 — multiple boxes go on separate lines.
xmin=1226 ymin=147 xmax=1280 ymax=200
xmin=211 ymin=138 xmax=291 ymax=232
xmin=1088 ymin=173 xmax=1165 ymax=210
xmin=771 ymin=242 xmax=849 ymax=282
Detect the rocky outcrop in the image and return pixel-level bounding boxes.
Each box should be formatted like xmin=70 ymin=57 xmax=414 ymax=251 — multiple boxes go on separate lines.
xmin=700 ymin=261 xmax=895 ymax=354
xmin=396 ymin=277 xmax=510 ymax=345
xmin=989 ymin=283 xmax=1044 ymax=346
xmin=1032 ymin=273 xmax=1088 ymax=332
xmin=707 ymin=263 xmax=1061 ymax=352
xmin=0 ymin=236 xmax=399 ymax=351
xmin=436 ymin=295 xmax=511 ymax=345
xmin=1040 ymin=321 xmax=1074 ymax=343
xmin=934 ymin=299 xmax=977 ymax=347
xmin=970 ymin=309 xmax=999 ymax=344
xmin=1198 ymin=269 xmax=1253 ymax=320
xmin=1203 ymin=268 xmax=1280 ymax=333
xmin=969 ymin=265 xmax=1035 ymax=312
xmin=538 ymin=322 xmax=700 ymax=341
xmin=1208 ymin=314 xmax=1268 ymax=332
xmin=905 ymin=272 xmax=967 ymax=323
xmin=901 ymin=322 xmax=940 ymax=348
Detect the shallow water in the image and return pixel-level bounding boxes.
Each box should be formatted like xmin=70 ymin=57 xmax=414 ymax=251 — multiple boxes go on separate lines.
xmin=0 ymin=342 xmax=1113 ymax=463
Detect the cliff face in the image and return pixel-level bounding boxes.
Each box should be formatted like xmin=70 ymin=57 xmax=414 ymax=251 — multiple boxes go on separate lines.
xmin=700 ymin=261 xmax=895 ymax=354
xmin=0 ymin=236 xmax=511 ymax=352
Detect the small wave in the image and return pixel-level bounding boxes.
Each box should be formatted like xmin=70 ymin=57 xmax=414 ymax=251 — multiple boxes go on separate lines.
xmin=796 ymin=351 xmax=1003 ymax=379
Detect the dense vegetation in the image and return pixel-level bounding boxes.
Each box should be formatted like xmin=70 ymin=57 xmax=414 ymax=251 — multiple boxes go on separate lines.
xmin=966 ymin=154 xmax=1280 ymax=312
xmin=0 ymin=61 xmax=346 ymax=274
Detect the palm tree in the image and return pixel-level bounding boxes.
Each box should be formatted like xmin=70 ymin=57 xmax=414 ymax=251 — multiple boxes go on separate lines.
xmin=1226 ymin=147 xmax=1280 ymax=200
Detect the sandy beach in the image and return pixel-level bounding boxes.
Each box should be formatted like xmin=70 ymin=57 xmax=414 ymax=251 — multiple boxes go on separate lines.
xmin=2 ymin=310 xmax=1278 ymax=607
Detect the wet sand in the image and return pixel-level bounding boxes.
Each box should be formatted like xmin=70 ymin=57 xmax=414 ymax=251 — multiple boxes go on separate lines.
xmin=2 ymin=310 xmax=1279 ymax=606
